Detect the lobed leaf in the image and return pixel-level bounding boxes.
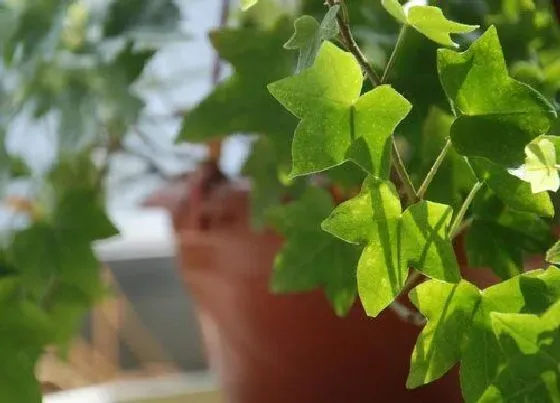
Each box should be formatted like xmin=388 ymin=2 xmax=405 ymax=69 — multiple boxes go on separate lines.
xmin=460 ymin=266 xmax=560 ymax=402
xmin=380 ymin=2 xmax=477 ymax=47
xmin=511 ymin=137 xmax=560 ymax=193
xmin=284 ymin=5 xmax=340 ymax=72
xmin=407 ymin=279 xmax=481 ymax=389
xmin=269 ymin=41 xmax=411 ymax=178
xmin=322 ymin=177 xmax=460 ymax=317
xmin=438 ymin=26 xmax=557 ymax=167
xmin=179 ymin=19 xmax=296 ymax=141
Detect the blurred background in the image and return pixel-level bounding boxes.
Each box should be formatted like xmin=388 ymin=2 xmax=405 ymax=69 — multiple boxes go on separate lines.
xmin=1 ymin=0 xmax=558 ymax=402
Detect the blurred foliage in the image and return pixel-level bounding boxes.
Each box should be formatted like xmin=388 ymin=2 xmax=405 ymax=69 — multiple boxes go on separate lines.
xmin=0 ymin=0 xmax=181 ymax=398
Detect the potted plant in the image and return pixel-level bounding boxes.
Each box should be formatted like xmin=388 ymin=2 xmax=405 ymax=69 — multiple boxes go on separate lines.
xmin=1 ymin=0 xmax=559 ymax=402
xmin=174 ymin=0 xmax=560 ymax=402
xmin=0 ymin=0 xmax=187 ymax=399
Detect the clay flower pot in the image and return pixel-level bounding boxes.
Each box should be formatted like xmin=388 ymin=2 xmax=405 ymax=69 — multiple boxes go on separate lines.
xmin=170 ymin=178 xmax=470 ymax=403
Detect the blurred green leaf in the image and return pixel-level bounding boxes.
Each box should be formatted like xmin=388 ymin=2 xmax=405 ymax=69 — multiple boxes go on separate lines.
xmin=284 ymin=5 xmax=340 ymax=72
xmin=179 ymin=19 xmax=296 ymax=142
xmin=269 ymin=188 xmax=360 ymax=316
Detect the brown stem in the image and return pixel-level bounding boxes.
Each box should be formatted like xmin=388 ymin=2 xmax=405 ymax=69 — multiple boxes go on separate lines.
xmin=207 ymin=0 xmax=232 ymax=164
xmin=326 ymin=0 xmax=381 ymax=85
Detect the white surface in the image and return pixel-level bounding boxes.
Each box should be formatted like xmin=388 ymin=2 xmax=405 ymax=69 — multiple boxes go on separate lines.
xmin=45 ymin=372 xmax=218 ymax=403
xmin=94 ymin=208 xmax=176 ymax=261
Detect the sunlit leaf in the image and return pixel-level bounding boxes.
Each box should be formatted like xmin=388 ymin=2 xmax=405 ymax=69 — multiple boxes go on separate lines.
xmin=438 ymin=26 xmax=557 ymax=166
xmin=269 ymin=41 xmax=411 ymax=178
xmin=407 ymin=279 xmax=480 ymax=388
xmin=511 ymin=137 xmax=560 ymax=193
xmin=380 ymin=2 xmax=477 ymax=47
xmin=322 ymin=177 xmax=459 ymax=316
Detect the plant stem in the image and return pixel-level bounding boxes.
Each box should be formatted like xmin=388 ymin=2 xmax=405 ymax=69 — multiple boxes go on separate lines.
xmin=381 ymin=24 xmax=408 ymax=84
xmin=417 ymin=138 xmax=452 ymax=200
xmin=327 ymin=1 xmax=418 ymax=206
xmin=392 ymin=141 xmax=418 ymax=204
xmin=449 ymin=182 xmax=483 ymax=238
xmin=327 ymin=0 xmax=381 ymax=86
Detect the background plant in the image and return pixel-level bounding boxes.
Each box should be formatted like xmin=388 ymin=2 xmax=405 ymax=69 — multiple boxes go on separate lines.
xmin=0 ymin=0 xmax=187 ymax=399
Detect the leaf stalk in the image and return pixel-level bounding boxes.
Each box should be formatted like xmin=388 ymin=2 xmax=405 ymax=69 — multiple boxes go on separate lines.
xmin=417 ymin=138 xmax=452 ymax=199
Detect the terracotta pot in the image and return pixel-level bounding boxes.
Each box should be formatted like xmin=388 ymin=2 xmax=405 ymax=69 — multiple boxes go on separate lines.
xmin=173 ymin=179 xmax=471 ymax=403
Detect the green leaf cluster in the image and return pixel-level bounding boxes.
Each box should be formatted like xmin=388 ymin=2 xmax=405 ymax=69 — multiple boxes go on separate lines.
xmin=322 ymin=177 xmax=459 ymax=316
xmin=408 ymin=267 xmax=560 ymax=402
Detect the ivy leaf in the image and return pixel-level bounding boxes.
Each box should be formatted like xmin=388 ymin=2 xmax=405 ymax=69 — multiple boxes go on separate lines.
xmin=322 ymin=178 xmax=405 ymax=316
xmin=407 ymin=279 xmax=481 ymax=389
xmin=241 ymin=0 xmax=259 ymax=11
xmin=481 ymin=303 xmax=560 ymax=402
xmin=470 ymin=156 xmax=554 ymax=217
xmin=380 ymin=2 xmax=478 ymax=47
xmin=268 ymin=188 xmax=360 ymax=316
xmin=546 ymin=240 xmax=560 ymax=265
xmin=465 ymin=220 xmax=523 ymax=280
xmin=510 ymin=137 xmax=560 ymax=193
xmin=407 ymin=7 xmax=478 ymax=48
xmin=284 ymin=5 xmax=340 ymax=72
xmin=381 ymin=0 xmax=407 ymax=24
xmin=269 ymin=41 xmax=411 ymax=178
xmin=179 ymin=19 xmax=295 ymax=141
xmin=401 ymin=201 xmax=460 ymax=283
xmin=460 ymin=267 xmax=560 ymax=402
xmin=438 ymin=26 xmax=557 ymax=167
xmin=322 ymin=177 xmax=460 ymax=317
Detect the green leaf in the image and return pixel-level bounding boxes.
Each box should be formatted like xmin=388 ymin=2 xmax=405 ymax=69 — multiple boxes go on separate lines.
xmin=0 ymin=346 xmax=41 ymax=403
xmin=322 ymin=178 xmax=404 ymax=316
xmin=407 ymin=279 xmax=481 ymax=389
xmin=438 ymin=26 xmax=557 ymax=167
xmin=460 ymin=267 xmax=560 ymax=402
xmin=401 ymin=200 xmax=460 ymax=283
xmin=10 ymin=223 xmax=106 ymax=300
xmin=380 ymin=2 xmax=477 ymax=47
xmin=511 ymin=137 xmax=560 ymax=193
xmin=284 ymin=5 xmax=340 ymax=72
xmin=269 ymin=188 xmax=360 ymax=316
xmin=482 ymin=303 xmax=560 ymax=402
xmin=322 ymin=177 xmax=460 ymax=316
xmin=407 ymin=6 xmax=478 ymax=48
xmin=241 ymin=0 xmax=259 ymax=11
xmin=470 ymin=156 xmax=554 ymax=217
xmin=381 ymin=0 xmax=407 ymax=24
xmin=269 ymin=41 xmax=411 ymax=178
xmin=179 ymin=19 xmax=295 ymax=141
xmin=546 ymin=240 xmax=560 ymax=265
xmin=465 ymin=220 xmax=523 ymax=280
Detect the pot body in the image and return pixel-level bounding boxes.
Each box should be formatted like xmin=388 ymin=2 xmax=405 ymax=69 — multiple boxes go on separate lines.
xmin=176 ymin=183 xmax=463 ymax=403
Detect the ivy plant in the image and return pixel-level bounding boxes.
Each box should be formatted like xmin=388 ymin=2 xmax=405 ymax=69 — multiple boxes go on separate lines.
xmin=179 ymin=0 xmax=560 ymax=401
xmin=1 ymin=0 xmax=560 ymax=402
xmin=0 ymin=0 xmax=183 ymax=399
